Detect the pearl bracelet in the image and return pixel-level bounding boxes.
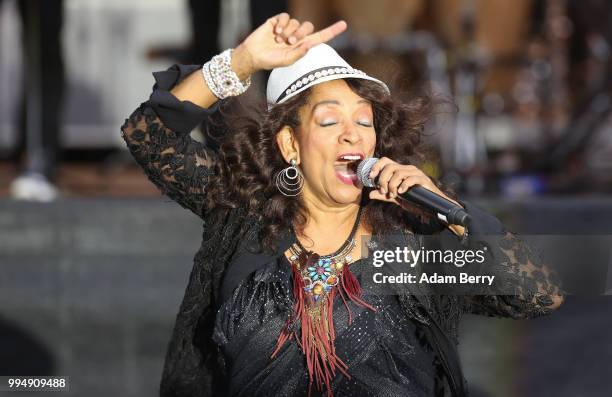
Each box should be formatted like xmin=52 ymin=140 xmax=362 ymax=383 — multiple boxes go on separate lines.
xmin=202 ymin=48 xmax=251 ymax=99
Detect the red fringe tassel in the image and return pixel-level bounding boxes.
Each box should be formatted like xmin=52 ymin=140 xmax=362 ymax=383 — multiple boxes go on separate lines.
xmin=272 ymin=252 xmax=377 ymax=397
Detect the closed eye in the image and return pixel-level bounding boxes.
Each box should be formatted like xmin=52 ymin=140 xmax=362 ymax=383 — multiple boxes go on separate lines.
xmin=357 ymin=120 xmax=373 ymax=127
xmin=320 ymin=120 xmax=338 ymax=127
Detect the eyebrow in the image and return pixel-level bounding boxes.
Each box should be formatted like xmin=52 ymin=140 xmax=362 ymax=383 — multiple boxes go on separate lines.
xmin=310 ymin=99 xmax=371 ymax=116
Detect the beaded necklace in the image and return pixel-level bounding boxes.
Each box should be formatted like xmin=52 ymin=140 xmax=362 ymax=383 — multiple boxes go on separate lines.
xmin=272 ymin=205 xmax=376 ymax=397
xmin=288 ymin=204 xmax=361 ymax=304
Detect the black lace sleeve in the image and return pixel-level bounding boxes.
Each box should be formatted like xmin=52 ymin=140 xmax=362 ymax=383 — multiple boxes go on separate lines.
xmin=442 ymin=202 xmax=565 ymax=319
xmin=120 ymin=64 xmax=221 ymax=218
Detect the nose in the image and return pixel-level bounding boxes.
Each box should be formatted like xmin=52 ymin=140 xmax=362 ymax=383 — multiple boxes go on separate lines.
xmin=339 ymin=122 xmax=361 ymax=145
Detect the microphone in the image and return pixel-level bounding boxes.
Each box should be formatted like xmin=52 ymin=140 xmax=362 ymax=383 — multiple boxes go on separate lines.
xmin=356 ymin=157 xmax=471 ymax=227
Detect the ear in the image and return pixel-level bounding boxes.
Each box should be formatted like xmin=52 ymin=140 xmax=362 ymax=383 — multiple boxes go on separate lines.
xmin=275 ymin=126 xmax=300 ymax=164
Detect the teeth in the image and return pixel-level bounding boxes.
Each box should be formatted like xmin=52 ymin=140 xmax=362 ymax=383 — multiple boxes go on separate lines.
xmin=340 ymin=155 xmax=361 ymax=161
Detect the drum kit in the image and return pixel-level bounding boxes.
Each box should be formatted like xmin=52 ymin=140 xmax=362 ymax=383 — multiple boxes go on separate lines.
xmin=291 ymin=0 xmax=612 ymax=193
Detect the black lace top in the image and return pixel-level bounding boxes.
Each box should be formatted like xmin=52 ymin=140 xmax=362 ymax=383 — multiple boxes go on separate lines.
xmin=120 ymin=64 xmax=564 ymax=397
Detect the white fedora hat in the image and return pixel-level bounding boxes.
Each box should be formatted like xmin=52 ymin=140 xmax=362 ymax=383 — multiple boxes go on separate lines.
xmin=266 ymin=43 xmax=390 ymax=108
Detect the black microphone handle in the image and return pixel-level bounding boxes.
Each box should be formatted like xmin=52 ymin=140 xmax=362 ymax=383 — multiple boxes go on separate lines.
xmin=397 ymin=185 xmax=472 ymax=227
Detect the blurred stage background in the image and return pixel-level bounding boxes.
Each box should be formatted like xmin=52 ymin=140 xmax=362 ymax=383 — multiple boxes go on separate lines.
xmin=1 ymin=0 xmax=611 ymax=396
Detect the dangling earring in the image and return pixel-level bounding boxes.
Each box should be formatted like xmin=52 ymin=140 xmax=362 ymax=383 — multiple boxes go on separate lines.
xmin=275 ymin=159 xmax=304 ymax=196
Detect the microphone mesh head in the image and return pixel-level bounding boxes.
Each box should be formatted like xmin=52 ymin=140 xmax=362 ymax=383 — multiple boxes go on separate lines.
xmin=356 ymin=157 xmax=379 ymax=187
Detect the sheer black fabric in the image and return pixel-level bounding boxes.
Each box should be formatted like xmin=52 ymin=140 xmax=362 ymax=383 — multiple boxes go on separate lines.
xmin=120 ymin=64 xmax=564 ymax=397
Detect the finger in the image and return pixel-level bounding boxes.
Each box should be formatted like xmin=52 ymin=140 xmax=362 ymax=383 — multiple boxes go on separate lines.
xmin=369 ymin=189 xmax=422 ymax=211
xmin=381 ymin=164 xmax=427 ymax=195
xmin=268 ymin=16 xmax=278 ymax=28
xmin=290 ymin=21 xmax=314 ymax=44
xmin=285 ymin=41 xmax=310 ymax=62
xmin=385 ymin=163 xmax=421 ymax=176
xmin=397 ymin=177 xmax=417 ymax=194
xmin=392 ymin=168 xmax=427 ymax=194
xmin=401 ymin=164 xmax=421 ymax=174
xmin=397 ymin=176 xmax=417 ymax=194
xmin=280 ymin=19 xmax=300 ymax=42
xmin=368 ymin=157 xmax=393 ymax=180
xmin=397 ymin=176 xmax=428 ymax=195
xmin=274 ymin=13 xmax=290 ymax=34
xmin=368 ymin=189 xmax=394 ymax=203
xmin=394 ymin=170 xmax=439 ymax=195
xmin=387 ymin=172 xmax=409 ymax=198
xmin=301 ymin=20 xmax=347 ymax=49
xmin=377 ymin=163 xmax=401 ymax=195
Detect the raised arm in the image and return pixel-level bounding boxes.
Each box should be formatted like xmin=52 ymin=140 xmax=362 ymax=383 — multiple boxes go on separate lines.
xmin=120 ymin=14 xmax=347 ymax=219
xmin=120 ymin=43 xmax=257 ymax=217
xmin=120 ymin=66 xmax=221 ymax=218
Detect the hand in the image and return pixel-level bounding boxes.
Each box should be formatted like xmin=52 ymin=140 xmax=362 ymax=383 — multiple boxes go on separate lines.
xmin=367 ymin=158 xmax=465 ymax=234
xmin=232 ymin=13 xmax=347 ymax=77
xmin=366 ymin=157 xmax=449 ymax=201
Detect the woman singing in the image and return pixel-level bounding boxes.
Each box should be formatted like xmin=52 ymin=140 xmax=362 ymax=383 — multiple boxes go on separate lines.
xmin=121 ymin=13 xmax=564 ymax=397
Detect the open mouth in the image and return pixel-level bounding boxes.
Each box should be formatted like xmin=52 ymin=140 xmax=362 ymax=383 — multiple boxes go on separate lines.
xmin=334 ymin=153 xmax=363 ymax=184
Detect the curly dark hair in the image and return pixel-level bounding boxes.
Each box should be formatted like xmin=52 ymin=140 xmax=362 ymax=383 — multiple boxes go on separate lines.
xmin=203 ymin=78 xmax=447 ymax=251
